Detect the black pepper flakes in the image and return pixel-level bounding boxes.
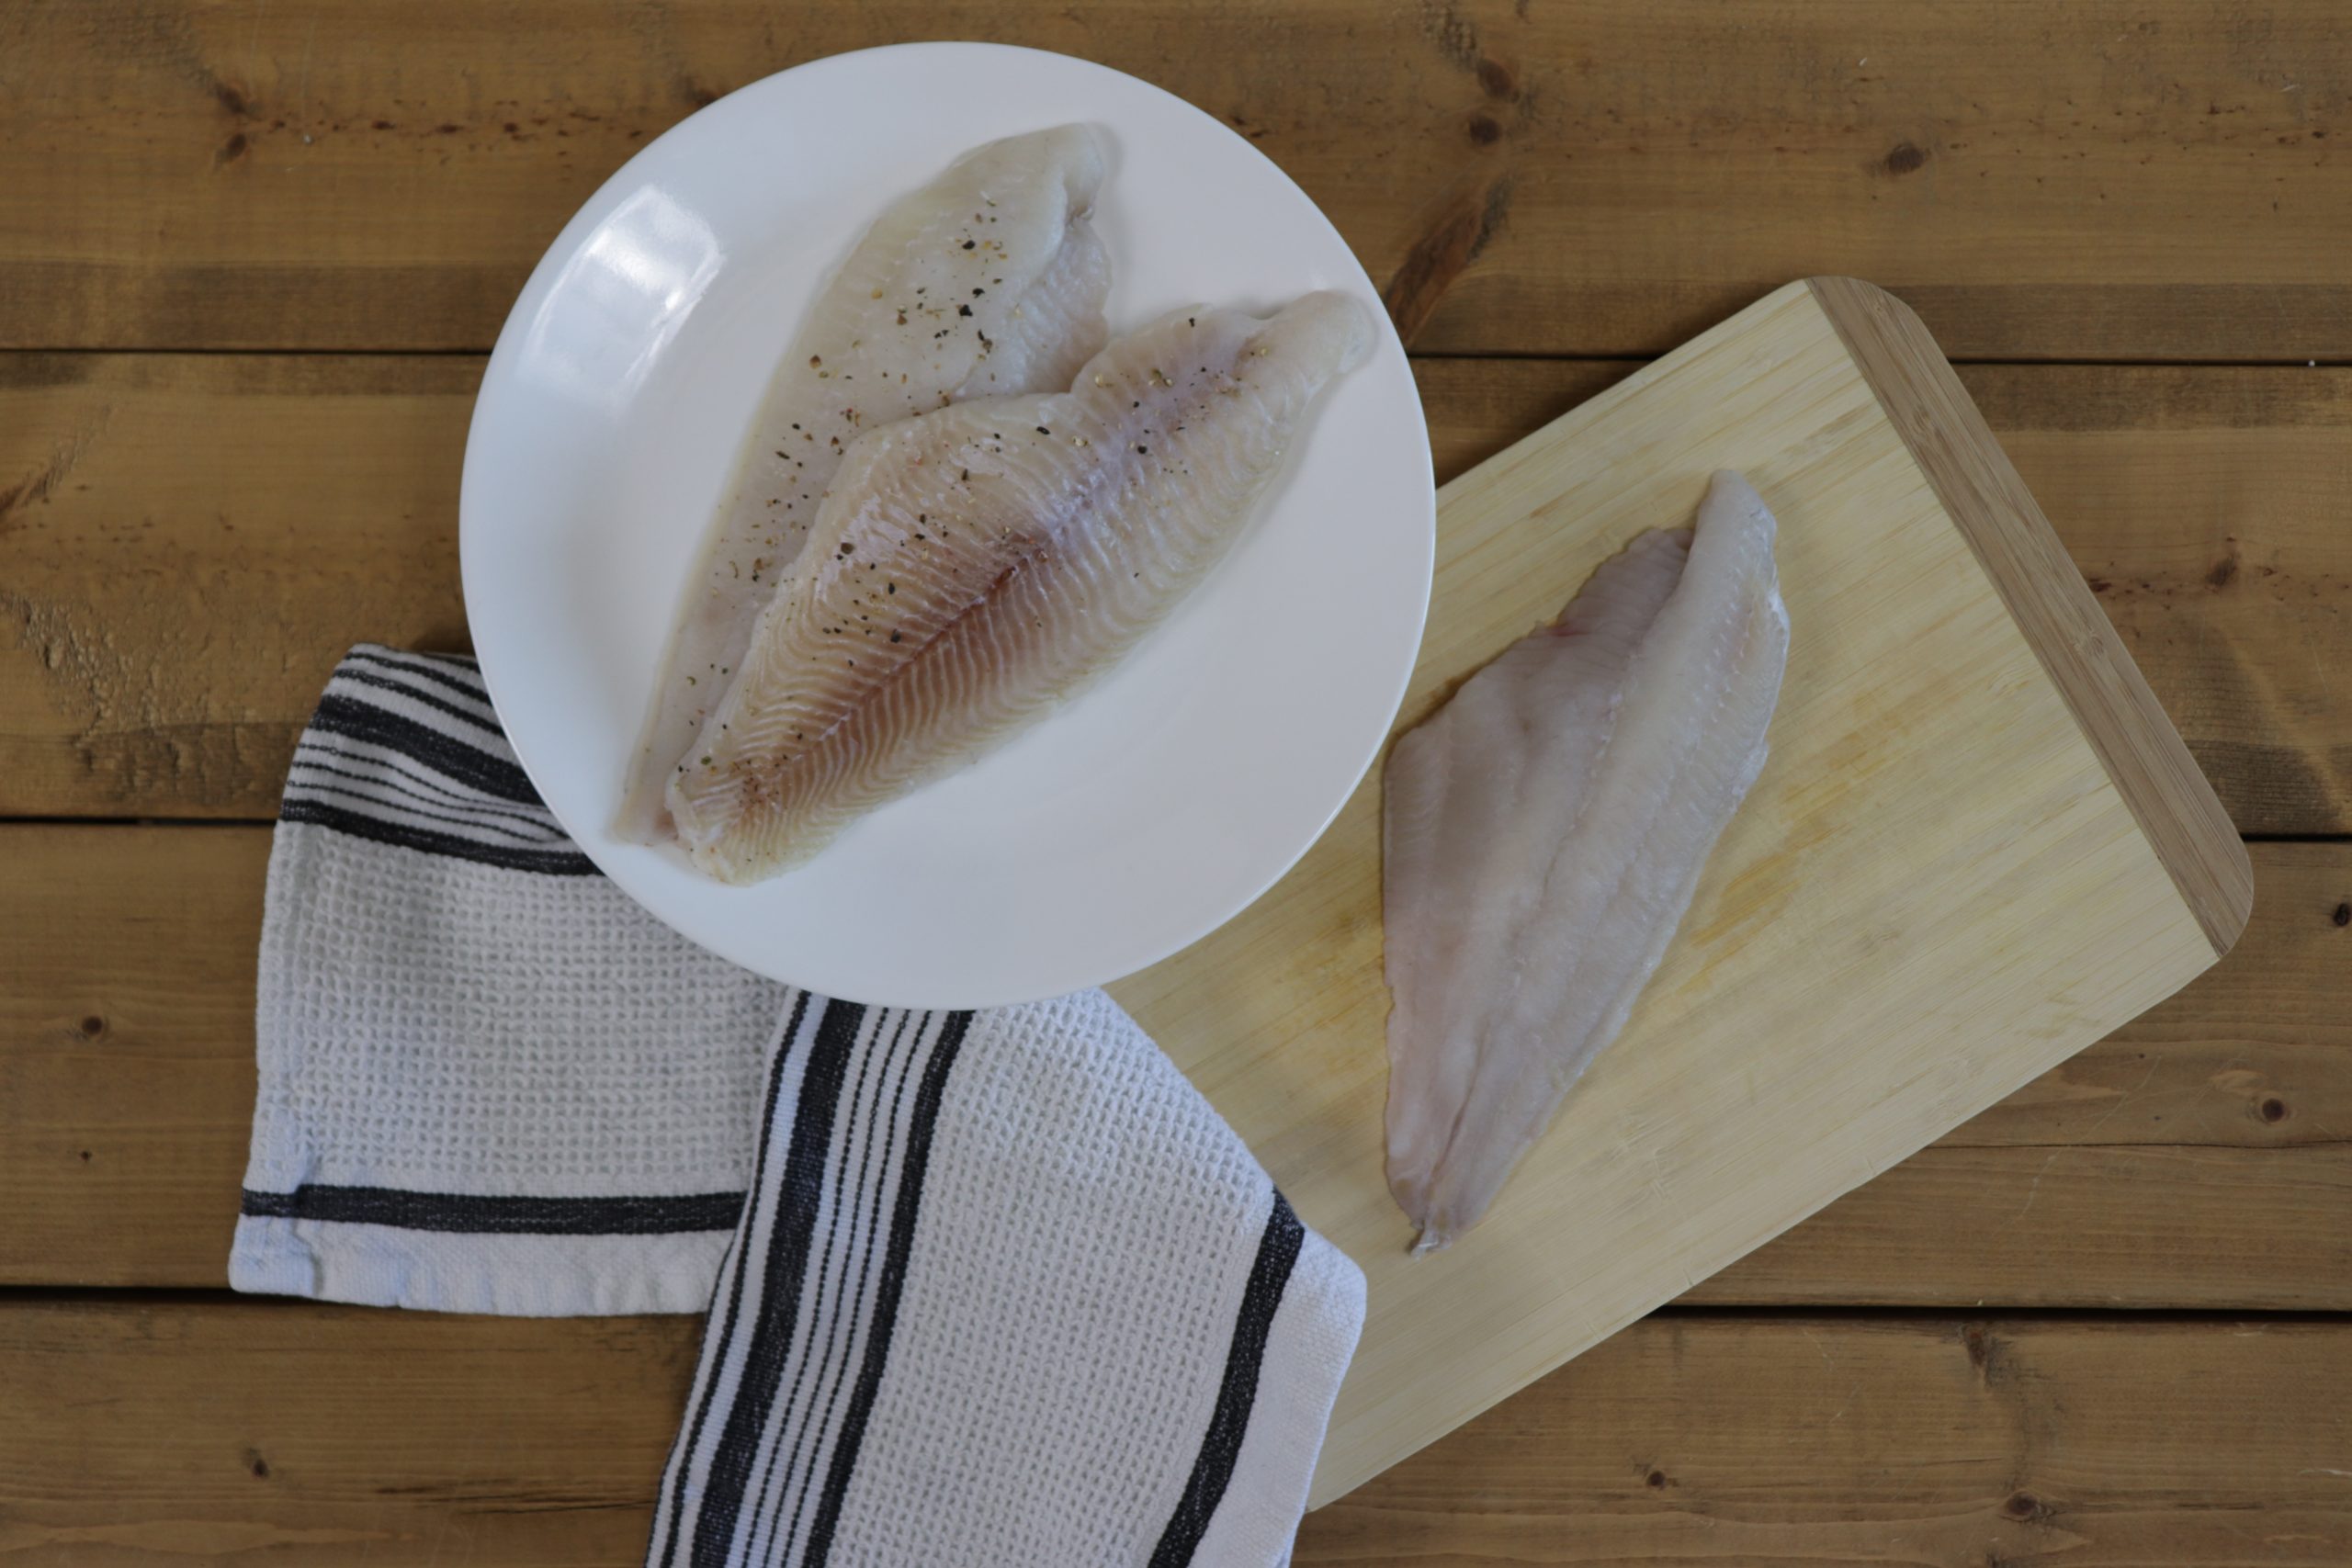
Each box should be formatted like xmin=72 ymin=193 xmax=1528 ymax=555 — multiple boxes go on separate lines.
xmin=961 ymin=239 xmax=976 ymax=250
xmin=957 ymin=304 xmax=973 ymax=317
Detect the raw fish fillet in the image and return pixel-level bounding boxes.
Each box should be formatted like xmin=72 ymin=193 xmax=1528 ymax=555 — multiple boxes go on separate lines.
xmin=1382 ymin=470 xmax=1789 ymax=1252
xmin=616 ymin=125 xmax=1113 ymax=840
xmin=667 ymin=292 xmax=1372 ymax=883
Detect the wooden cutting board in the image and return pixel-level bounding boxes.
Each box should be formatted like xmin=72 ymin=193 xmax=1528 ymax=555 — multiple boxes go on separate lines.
xmin=1105 ymin=277 xmax=2251 ymax=1506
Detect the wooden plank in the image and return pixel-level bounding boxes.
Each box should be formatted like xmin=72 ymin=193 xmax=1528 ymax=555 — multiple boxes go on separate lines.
xmin=3 ymin=3 xmax=2348 ymax=357
xmin=0 ymin=355 xmax=473 ymax=817
xmin=0 ymin=1297 xmax=692 ymax=1562
xmin=1300 ymin=1314 xmax=2352 ymax=1564
xmin=1979 ymin=368 xmax=2352 ymax=841
xmin=0 ymin=1302 xmax=2346 ymax=1563
xmin=6 ymin=355 xmax=2346 ymax=831
xmin=0 ymin=825 xmax=262 ymax=1284
xmin=5 ymin=777 xmax=2344 ymax=1307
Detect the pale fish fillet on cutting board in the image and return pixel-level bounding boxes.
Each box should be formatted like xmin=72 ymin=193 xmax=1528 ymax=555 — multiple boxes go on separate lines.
xmin=667 ymin=291 xmax=1372 ymax=884
xmin=616 ymin=125 xmax=1113 ymax=840
xmin=1383 ymin=469 xmax=1790 ymax=1253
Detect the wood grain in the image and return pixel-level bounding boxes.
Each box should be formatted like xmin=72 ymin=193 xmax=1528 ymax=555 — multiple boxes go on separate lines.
xmin=0 ymin=826 xmax=260 ymax=1286
xmin=1813 ymin=276 xmax=2251 ymax=954
xmin=7 ymin=829 xmax=2346 ymax=1303
xmin=3 ymin=3 xmax=2347 ymax=356
xmin=0 ymin=355 xmax=473 ymax=816
xmin=1 ymin=1301 xmax=2345 ymax=1562
xmin=7 ymin=353 xmax=2348 ymax=829
xmin=1299 ymin=1314 xmax=2352 ymax=1564
xmin=0 ymin=1297 xmax=693 ymax=1562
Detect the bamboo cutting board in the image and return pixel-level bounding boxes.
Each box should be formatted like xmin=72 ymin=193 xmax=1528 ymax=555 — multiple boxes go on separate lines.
xmin=1105 ymin=277 xmax=2252 ymax=1506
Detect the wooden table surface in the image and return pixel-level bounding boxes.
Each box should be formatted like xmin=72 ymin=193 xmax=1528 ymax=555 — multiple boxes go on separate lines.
xmin=3 ymin=3 xmax=2348 ymax=1562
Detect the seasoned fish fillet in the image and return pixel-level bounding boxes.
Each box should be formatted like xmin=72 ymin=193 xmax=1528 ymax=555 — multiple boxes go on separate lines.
xmin=1383 ymin=470 xmax=1789 ymax=1252
xmin=616 ymin=125 xmax=1112 ymax=840
xmin=668 ymin=292 xmax=1372 ymax=883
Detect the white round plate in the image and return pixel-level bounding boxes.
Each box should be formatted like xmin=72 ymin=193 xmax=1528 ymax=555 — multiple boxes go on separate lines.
xmin=461 ymin=43 xmax=1432 ymax=1008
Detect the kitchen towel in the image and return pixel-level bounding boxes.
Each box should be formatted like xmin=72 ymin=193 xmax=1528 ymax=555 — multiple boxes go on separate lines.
xmin=231 ymin=645 xmax=1366 ymax=1567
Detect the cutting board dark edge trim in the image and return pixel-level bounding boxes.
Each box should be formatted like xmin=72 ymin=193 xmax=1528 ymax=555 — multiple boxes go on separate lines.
xmin=1806 ymin=275 xmax=2254 ymax=960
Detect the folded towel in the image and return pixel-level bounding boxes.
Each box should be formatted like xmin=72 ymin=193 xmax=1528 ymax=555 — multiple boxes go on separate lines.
xmin=232 ymin=646 xmax=1366 ymax=1566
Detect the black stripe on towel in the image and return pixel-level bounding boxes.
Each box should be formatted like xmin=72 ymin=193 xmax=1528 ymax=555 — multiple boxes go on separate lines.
xmin=278 ymin=797 xmax=599 ymax=876
xmin=304 ymin=693 xmax=545 ymax=805
xmin=796 ymin=1010 xmax=972 ymax=1566
xmin=1146 ymin=1191 xmax=1307 ymax=1567
xmin=342 ymin=646 xmax=499 ymax=708
xmin=654 ymin=991 xmax=812 ymax=1568
xmin=288 ymin=758 xmax=563 ymax=830
xmin=238 ymin=1184 xmax=745 ymax=1235
xmin=690 ymin=1000 xmax=871 ymax=1566
xmin=750 ymin=1009 xmax=928 ymax=1559
xmin=331 ymin=666 xmax=510 ymax=741
xmin=287 ymin=776 xmax=570 ymax=845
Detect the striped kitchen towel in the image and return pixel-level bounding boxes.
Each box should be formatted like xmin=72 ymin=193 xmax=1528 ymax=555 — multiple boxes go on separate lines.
xmin=231 ymin=646 xmax=1366 ymax=1566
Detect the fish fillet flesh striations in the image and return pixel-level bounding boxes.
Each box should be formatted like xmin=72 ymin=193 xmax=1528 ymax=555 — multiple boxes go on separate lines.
xmin=667 ymin=291 xmax=1373 ymax=884
xmin=1382 ymin=470 xmax=1790 ymax=1252
xmin=616 ymin=125 xmax=1113 ymax=840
